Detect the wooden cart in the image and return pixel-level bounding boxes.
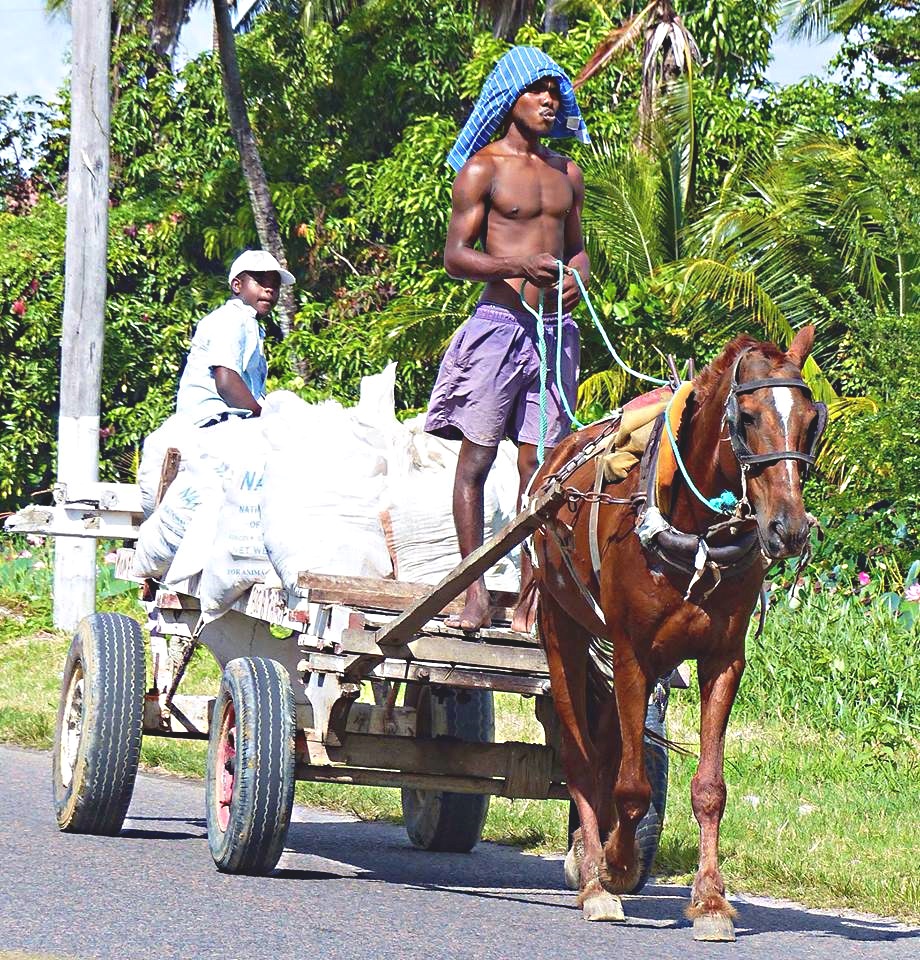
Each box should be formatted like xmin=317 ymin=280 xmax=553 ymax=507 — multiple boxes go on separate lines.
xmin=5 ymin=477 xmax=670 ymax=886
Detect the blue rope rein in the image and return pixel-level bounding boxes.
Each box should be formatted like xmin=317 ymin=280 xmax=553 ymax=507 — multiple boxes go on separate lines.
xmin=517 ymin=259 xmax=739 ymax=513
xmin=663 ymin=390 xmax=739 ymax=515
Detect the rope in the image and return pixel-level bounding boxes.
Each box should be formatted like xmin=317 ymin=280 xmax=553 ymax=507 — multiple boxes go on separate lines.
xmin=517 ymin=259 xmax=733 ymax=513
xmin=663 ymin=390 xmax=739 ymax=516
xmin=568 ymin=267 xmax=669 ymax=387
xmin=518 ymin=282 xmax=550 ymax=465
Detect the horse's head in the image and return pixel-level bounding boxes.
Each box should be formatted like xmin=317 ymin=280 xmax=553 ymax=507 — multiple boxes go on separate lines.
xmin=721 ymin=326 xmax=826 ymax=559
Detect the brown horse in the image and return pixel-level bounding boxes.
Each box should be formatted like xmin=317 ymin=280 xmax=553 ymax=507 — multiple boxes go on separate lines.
xmin=531 ymin=327 xmax=824 ymax=940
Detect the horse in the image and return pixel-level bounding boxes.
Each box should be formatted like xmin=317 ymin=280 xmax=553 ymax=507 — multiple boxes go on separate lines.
xmin=530 ymin=326 xmax=825 ymax=940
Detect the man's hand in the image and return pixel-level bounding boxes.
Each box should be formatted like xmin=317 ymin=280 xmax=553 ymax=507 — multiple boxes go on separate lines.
xmin=519 ymin=253 xmax=560 ymax=288
xmin=558 ymin=268 xmax=583 ymax=312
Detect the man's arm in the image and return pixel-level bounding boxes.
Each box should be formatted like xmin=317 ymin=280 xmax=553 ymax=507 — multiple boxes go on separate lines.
xmin=213 ymin=366 xmax=262 ymax=417
xmin=443 ymin=157 xmax=559 ymax=287
xmin=559 ymin=160 xmax=590 ymax=312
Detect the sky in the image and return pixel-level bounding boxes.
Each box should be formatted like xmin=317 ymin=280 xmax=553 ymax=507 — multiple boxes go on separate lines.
xmin=0 ymin=3 xmax=840 ymax=106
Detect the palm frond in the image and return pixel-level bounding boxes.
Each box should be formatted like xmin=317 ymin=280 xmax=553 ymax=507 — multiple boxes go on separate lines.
xmin=573 ymin=2 xmax=653 ymax=88
xmin=578 ymin=366 xmax=629 ymax=413
xmin=670 ymin=257 xmax=837 ymax=402
xmin=581 ymin=150 xmax=665 ymax=284
xmin=816 ymin=395 xmax=880 ymax=480
xmin=782 ymin=0 xmax=871 ymax=42
xmin=373 ymin=283 xmax=480 ymax=362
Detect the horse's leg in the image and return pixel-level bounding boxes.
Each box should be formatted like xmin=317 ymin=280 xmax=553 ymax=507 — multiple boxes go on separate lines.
xmin=539 ymin=594 xmax=624 ymax=922
xmin=600 ymin=645 xmax=651 ymax=894
xmin=687 ymin=653 xmax=745 ymax=942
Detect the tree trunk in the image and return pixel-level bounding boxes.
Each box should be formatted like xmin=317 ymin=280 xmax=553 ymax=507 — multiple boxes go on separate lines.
xmin=54 ymin=0 xmax=112 ymax=630
xmin=542 ymin=0 xmax=568 ymax=34
xmin=150 ymin=0 xmax=189 ymax=60
xmin=212 ymin=0 xmax=296 ymax=335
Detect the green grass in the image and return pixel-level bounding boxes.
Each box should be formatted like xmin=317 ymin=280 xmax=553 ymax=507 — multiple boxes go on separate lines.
xmin=1 ymin=541 xmax=917 ymax=921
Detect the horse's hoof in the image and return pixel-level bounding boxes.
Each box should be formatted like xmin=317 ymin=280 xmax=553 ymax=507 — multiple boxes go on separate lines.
xmin=563 ymin=845 xmax=580 ymax=890
xmin=582 ymin=890 xmax=625 ymax=922
xmin=692 ymin=912 xmax=736 ymax=942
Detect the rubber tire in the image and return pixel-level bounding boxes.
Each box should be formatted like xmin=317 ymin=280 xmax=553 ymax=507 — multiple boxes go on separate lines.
xmin=205 ymin=657 xmax=295 ymax=875
xmin=401 ymin=686 xmax=494 ymax=852
xmin=632 ymin=696 xmax=669 ymax=892
xmin=566 ymin=697 xmax=669 ymax=894
xmin=52 ymin=613 xmax=146 ymax=836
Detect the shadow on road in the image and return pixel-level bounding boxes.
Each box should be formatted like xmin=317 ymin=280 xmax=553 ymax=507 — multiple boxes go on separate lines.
xmin=274 ymin=816 xmax=919 ymax=944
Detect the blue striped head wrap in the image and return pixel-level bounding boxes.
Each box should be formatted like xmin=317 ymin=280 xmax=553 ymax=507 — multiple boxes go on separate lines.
xmin=447 ymin=45 xmax=590 ymax=173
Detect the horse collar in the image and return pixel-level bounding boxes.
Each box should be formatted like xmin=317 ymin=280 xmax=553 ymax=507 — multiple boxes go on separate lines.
xmin=635 ymin=400 xmax=762 ymax=596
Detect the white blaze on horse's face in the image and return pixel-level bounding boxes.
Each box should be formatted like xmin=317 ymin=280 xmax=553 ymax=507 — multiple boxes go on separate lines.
xmin=771 ymin=387 xmax=796 ymax=484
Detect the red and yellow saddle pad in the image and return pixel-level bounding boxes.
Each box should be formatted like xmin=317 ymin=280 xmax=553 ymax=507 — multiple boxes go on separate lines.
xmin=600 ymin=383 xmax=692 ymax=487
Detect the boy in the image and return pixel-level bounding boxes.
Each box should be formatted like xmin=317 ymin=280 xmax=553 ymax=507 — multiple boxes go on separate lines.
xmin=176 ymin=249 xmax=294 ymax=426
xmin=425 ymin=46 xmax=590 ymax=631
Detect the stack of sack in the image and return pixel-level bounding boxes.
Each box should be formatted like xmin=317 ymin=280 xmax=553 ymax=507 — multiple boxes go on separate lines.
xmin=133 ymin=363 xmax=520 ymax=623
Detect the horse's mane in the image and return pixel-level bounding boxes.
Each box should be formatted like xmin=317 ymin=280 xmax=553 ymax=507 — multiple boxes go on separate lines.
xmin=692 ymin=335 xmax=786 ymax=407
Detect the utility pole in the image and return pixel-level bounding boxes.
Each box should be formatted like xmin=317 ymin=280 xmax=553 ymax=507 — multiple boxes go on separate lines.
xmin=53 ymin=0 xmax=112 ymax=630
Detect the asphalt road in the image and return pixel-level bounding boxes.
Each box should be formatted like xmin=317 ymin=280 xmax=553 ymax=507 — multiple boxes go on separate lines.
xmin=1 ymin=745 xmax=917 ymax=960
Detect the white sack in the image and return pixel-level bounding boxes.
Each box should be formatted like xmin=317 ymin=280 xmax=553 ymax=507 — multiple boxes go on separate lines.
xmin=136 ymin=413 xmax=202 ymax=517
xmin=198 ymin=420 xmax=272 ymax=621
xmin=260 ymin=389 xmax=393 ymax=593
xmin=380 ymin=416 xmax=521 ymax=591
xmin=132 ymin=463 xmax=223 ymax=579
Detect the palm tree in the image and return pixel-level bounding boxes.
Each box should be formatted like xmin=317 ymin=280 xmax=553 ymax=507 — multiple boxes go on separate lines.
xmin=212 ymin=0 xmax=297 ymax=334
xmin=576 ymin=113 xmax=899 ymax=418
xmin=782 ymin=0 xmax=875 ymax=41
xmin=574 ymin=0 xmax=700 ymax=133
xmin=476 ymin=0 xmax=570 ymax=38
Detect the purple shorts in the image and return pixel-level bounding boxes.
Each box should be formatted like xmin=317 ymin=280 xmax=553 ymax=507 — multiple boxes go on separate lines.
xmin=425 ymin=301 xmax=580 ymax=448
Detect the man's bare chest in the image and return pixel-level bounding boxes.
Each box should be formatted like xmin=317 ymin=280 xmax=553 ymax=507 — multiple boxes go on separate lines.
xmin=489 ymin=162 xmax=573 ymax=222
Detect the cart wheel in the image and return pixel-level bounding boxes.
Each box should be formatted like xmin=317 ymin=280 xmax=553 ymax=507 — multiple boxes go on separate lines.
xmin=565 ymin=689 xmax=669 ymax=893
xmin=205 ymin=657 xmax=295 ymax=875
xmin=52 ymin=613 xmax=146 ymax=836
xmin=401 ymin=685 xmax=493 ymax=853
xmin=632 ymin=691 xmax=669 ymax=892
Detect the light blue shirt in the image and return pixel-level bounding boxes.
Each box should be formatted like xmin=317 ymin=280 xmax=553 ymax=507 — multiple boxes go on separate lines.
xmin=176 ymin=298 xmax=267 ymax=426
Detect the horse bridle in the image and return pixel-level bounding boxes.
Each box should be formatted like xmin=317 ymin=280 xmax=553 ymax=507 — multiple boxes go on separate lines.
xmin=724 ymin=349 xmax=828 ymax=474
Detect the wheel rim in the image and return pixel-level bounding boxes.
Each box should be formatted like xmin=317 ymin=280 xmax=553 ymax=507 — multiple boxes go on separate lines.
xmin=215 ymin=699 xmax=236 ymax=833
xmin=59 ymin=661 xmax=85 ymax=789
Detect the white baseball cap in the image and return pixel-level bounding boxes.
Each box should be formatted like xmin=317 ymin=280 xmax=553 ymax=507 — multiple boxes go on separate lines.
xmin=228 ymin=249 xmax=295 ymax=286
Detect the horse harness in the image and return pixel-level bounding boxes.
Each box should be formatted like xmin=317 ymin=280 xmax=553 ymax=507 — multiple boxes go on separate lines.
xmin=534 ymin=350 xmax=827 ymax=611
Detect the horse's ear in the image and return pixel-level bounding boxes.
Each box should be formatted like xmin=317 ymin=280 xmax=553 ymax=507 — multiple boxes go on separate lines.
xmin=786 ymin=325 xmax=815 ymax=367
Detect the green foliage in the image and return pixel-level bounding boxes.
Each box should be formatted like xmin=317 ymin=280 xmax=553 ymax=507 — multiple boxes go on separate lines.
xmin=0 ymin=0 xmax=916 ymax=573
xmin=738 ymin=590 xmax=920 ymax=754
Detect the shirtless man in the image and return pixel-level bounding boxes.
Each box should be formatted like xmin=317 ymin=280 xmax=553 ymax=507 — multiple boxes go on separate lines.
xmin=425 ymin=46 xmax=590 ymax=631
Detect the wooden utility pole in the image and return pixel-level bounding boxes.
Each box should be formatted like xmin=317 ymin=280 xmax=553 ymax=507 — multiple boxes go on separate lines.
xmin=53 ymin=0 xmax=112 ymax=630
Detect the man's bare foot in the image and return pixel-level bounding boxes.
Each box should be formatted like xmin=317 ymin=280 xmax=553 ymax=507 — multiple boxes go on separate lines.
xmin=511 ymin=557 xmax=538 ymax=633
xmin=445 ymin=580 xmax=492 ymax=631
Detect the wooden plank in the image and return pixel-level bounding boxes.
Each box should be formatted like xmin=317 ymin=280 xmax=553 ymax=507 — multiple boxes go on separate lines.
xmin=155 ymin=448 xmax=182 ymax=507
xmin=371 ymin=661 xmax=550 ymax=697
xmin=339 ymin=628 xmax=549 ymax=676
xmin=372 ymin=482 xmax=566 ymax=647
xmin=143 ymin=694 xmax=213 ymax=739
xmin=294 ymin=765 xmax=569 ymax=801
xmin=297 ymin=572 xmax=517 ymax=622
xmin=314 ymin=732 xmax=561 ymax=789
